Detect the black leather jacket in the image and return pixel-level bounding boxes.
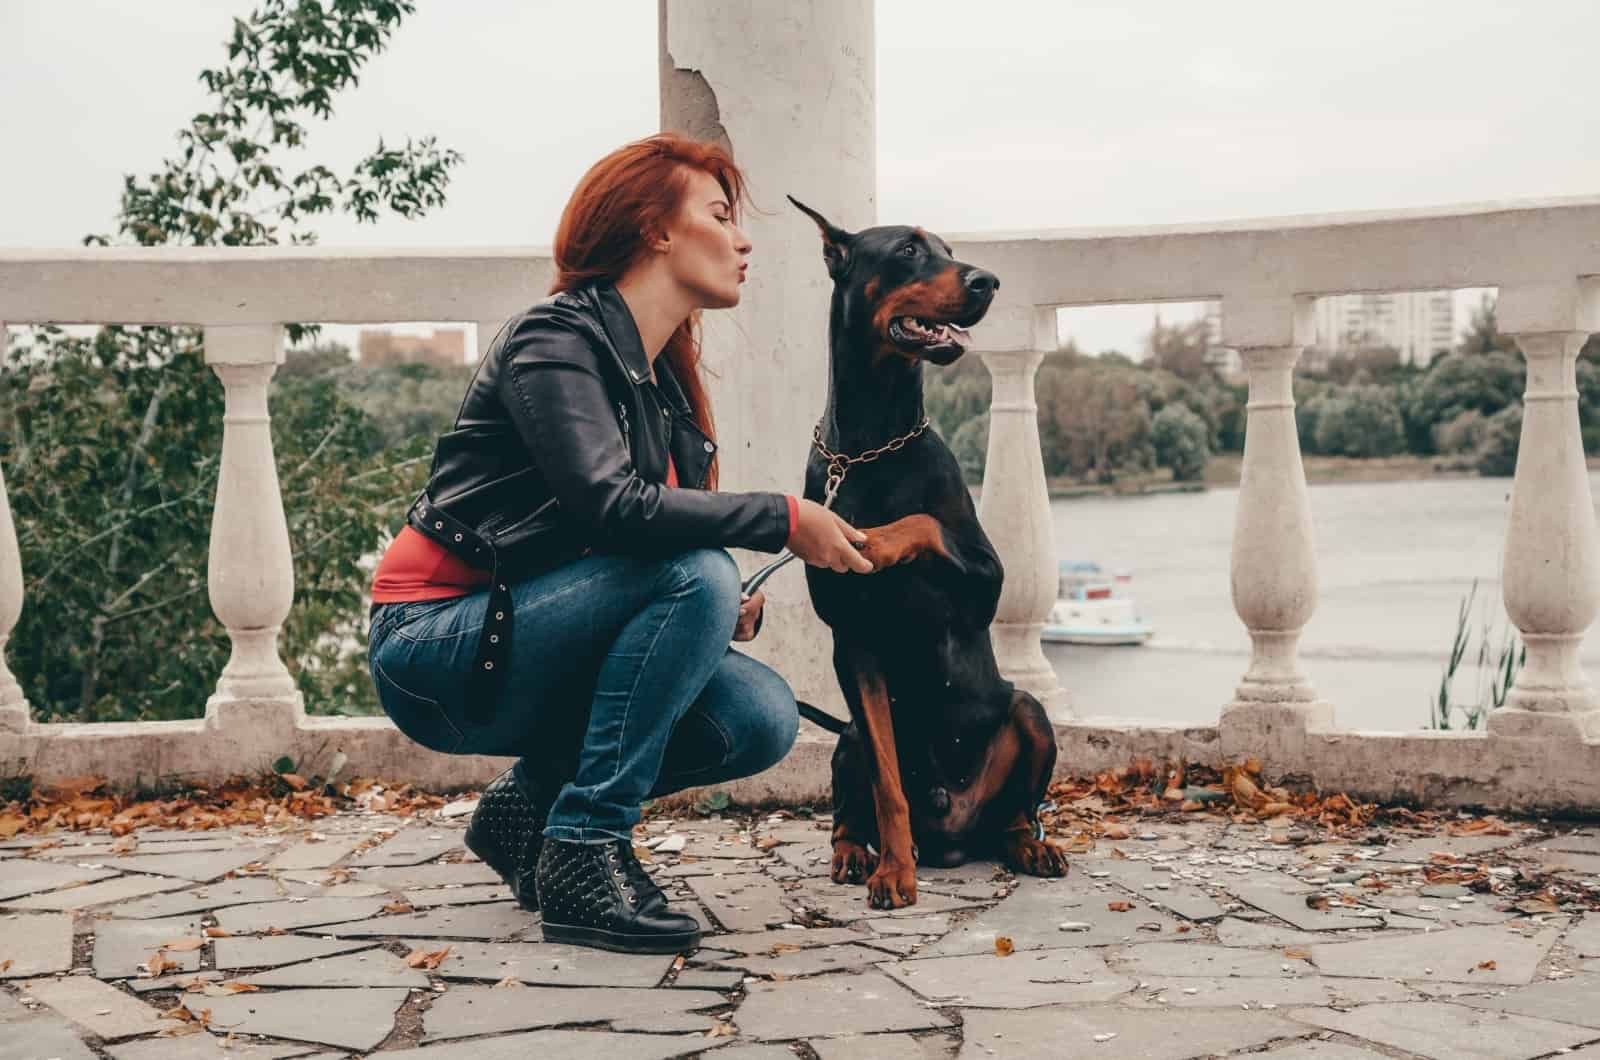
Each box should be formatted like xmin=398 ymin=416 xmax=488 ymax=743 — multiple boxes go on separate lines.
xmin=401 ymin=281 xmax=790 ymax=718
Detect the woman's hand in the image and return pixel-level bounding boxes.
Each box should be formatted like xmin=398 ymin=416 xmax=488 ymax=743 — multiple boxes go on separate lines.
xmin=788 ymin=499 xmax=874 ymax=573
xmin=734 ymin=590 xmax=765 ymax=642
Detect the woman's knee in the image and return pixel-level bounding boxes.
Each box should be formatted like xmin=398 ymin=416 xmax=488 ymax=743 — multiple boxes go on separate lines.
xmin=669 ymin=547 xmax=742 ymax=633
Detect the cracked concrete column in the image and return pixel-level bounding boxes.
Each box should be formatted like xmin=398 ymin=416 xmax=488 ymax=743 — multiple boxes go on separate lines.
xmin=202 ymin=324 xmax=304 ymax=730
xmin=660 ymin=0 xmax=875 ymax=712
xmin=0 ymin=324 xmax=30 ymax=732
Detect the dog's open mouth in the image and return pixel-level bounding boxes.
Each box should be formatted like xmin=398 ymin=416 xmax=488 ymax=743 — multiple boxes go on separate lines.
xmin=888 ymin=315 xmax=971 ymax=364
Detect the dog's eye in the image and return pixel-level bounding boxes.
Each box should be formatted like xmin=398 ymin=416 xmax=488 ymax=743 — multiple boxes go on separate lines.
xmin=898 ymin=244 xmax=918 ymax=258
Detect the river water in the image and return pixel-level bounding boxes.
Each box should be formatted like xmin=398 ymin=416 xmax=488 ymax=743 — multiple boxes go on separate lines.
xmin=1038 ymin=473 xmax=1600 ymax=733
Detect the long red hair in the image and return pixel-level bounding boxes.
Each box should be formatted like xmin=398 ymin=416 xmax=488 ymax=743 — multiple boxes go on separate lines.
xmin=550 ymin=133 xmax=751 ymax=489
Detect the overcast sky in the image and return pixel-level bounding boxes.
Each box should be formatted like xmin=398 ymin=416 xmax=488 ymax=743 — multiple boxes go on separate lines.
xmin=5 ymin=0 xmax=1598 ymax=352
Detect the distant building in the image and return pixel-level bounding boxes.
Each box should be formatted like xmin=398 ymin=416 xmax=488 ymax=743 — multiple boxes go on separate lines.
xmin=357 ymin=328 xmax=467 ymax=370
xmin=1311 ymin=291 xmax=1454 ymax=366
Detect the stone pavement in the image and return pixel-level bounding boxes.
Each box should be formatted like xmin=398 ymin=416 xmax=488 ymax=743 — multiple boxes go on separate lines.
xmin=4 ymin=802 xmax=1600 ymax=1059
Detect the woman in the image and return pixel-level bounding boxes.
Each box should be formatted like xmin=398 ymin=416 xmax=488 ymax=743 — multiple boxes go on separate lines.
xmin=366 ymin=133 xmax=874 ymax=956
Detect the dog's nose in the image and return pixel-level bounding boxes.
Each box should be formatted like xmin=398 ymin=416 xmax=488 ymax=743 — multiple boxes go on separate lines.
xmin=964 ymin=269 xmax=999 ymax=296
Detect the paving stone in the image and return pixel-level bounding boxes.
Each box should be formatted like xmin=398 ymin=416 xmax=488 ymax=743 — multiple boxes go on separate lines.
xmin=0 ymin=911 xmax=73 ymax=978
xmin=1292 ymin=1001 xmax=1594 ymax=1060
xmin=214 ymin=934 xmax=377 ymax=970
xmin=919 ymin=877 xmax=1181 ymax=956
xmin=1363 ymin=893 xmax=1514 ymax=926
xmin=682 ymin=872 xmax=797 ymax=932
xmin=320 ymin=901 xmax=533 ymax=940
xmin=22 ymin=973 xmax=164 ymax=1039
xmin=955 ymin=1004 xmax=1296 ymax=1059
xmin=1214 ymin=916 xmax=1344 ymax=948
xmin=214 ymin=896 xmax=390 ymax=933
xmin=422 ymin=984 xmax=726 ymax=1038
xmin=810 ymin=1034 xmax=950 ymax=1060
xmin=123 ymin=969 xmax=221 ymax=993
xmin=6 ymin=873 xmax=189 ymax=910
xmin=1458 ymin=972 xmax=1600 ymax=1028
xmin=92 ymin=914 xmax=204 ymax=978
xmin=671 ymin=968 xmax=745 ymax=990
xmin=1087 ymin=857 xmax=1226 ymax=921
xmin=786 ymin=880 xmax=979 ymax=923
xmin=402 ymin=883 xmax=512 ymax=907
xmin=867 ymin=914 xmax=948 ymax=936
xmin=417 ymin=939 xmax=673 ymax=986
xmin=732 ymin=942 xmax=890 ymax=979
xmin=265 ymin=834 xmax=368 ymax=871
xmin=655 ymin=858 xmax=766 ymax=879
xmin=106 ymin=1034 xmax=316 ymax=1060
xmin=35 ymin=836 xmax=242 ymax=860
xmin=109 ymin=876 xmax=320 ymax=919
xmin=1536 ymin=829 xmax=1600 ymax=855
xmin=1126 ymin=974 xmax=1405 ymax=1008
xmin=1252 ymin=1044 xmax=1396 ymax=1060
xmin=706 ymin=1048 xmax=800 ymax=1060
xmin=1531 ymin=849 xmax=1600 ymax=877
xmin=1371 ymin=833 xmax=1524 ymax=862
xmin=101 ymin=848 xmax=267 ymax=880
xmin=197 ymin=986 xmax=409 ymax=1050
xmin=770 ymin=841 xmax=832 ymax=877
xmin=1229 ymin=882 xmax=1384 ymax=931
xmin=0 ymin=859 xmax=117 ymax=902
xmin=859 ymin=934 xmax=926 ymax=956
xmin=1310 ymin=921 xmax=1563 ymax=985
xmin=0 ymin=990 xmax=98 ymax=1060
xmin=879 ymin=947 xmax=1132 ymax=1008
xmin=351 ymin=863 xmax=501 ymax=889
xmin=1116 ymin=941 xmax=1314 ymax=979
xmin=737 ymin=969 xmax=955 ymax=1041
xmin=712 ymin=927 xmax=865 ymax=955
xmin=378 ymin=1029 xmax=725 ymax=1060
xmin=349 ymin=829 xmax=462 ymax=866
xmin=106 ymin=1034 xmax=315 ymax=1060
xmin=239 ymin=947 xmax=429 ymax=988
xmin=1567 ymin=915 xmax=1600 ymax=957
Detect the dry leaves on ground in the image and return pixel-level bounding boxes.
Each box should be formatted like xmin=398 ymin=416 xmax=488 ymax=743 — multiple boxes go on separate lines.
xmin=994 ymin=936 xmax=1015 ymax=957
xmin=405 ymin=946 xmax=452 ymax=970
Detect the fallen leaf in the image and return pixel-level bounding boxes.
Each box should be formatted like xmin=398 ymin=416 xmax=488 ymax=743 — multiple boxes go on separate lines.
xmin=1284 ymin=947 xmax=1311 ymax=961
xmin=202 ymin=927 xmax=231 ymax=939
xmin=1102 ymin=824 xmax=1131 ymax=840
xmin=279 ymin=774 xmax=309 ymax=791
xmin=161 ymin=938 xmax=204 ymax=952
xmin=1475 ymin=959 xmax=1497 ymax=971
xmin=704 ymin=1021 xmax=737 ymax=1038
xmin=0 ymin=959 xmax=11 ymax=973
xmin=755 ymin=836 xmax=782 ymax=850
xmin=143 ymin=951 xmax=180 ymax=977
xmin=382 ymin=901 xmax=414 ymax=914
xmin=219 ymin=981 xmax=259 ymax=994
xmin=404 ymin=946 xmax=452 ymax=970
xmin=994 ymin=936 xmax=1015 ymax=957
xmin=492 ymin=975 xmax=524 ymax=989
xmin=1107 ymin=901 xmax=1133 ymax=913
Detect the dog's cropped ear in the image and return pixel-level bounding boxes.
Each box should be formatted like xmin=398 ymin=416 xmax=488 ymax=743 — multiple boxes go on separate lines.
xmin=788 ymin=195 xmax=854 ymax=280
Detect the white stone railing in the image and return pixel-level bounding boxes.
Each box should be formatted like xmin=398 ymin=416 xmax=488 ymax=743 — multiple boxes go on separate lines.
xmin=951 ymin=195 xmax=1600 ymax=810
xmin=4 ymin=196 xmax=1600 ymax=812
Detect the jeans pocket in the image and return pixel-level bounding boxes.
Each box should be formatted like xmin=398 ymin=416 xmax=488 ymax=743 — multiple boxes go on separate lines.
xmin=371 ymin=654 xmax=465 ymax=754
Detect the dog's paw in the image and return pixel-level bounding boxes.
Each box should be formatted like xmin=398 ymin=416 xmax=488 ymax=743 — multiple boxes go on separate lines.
xmin=1003 ymin=833 xmax=1069 ymax=878
xmin=831 ymin=840 xmax=877 ymax=885
xmin=866 ymin=859 xmax=918 ymax=909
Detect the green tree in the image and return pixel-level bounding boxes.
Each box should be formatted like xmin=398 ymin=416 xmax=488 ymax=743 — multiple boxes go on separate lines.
xmin=948 ymin=412 xmax=990 ymax=483
xmin=1150 ymin=403 xmax=1211 ymax=481
xmin=1475 ymin=403 xmax=1522 ymax=477
xmin=1401 ymin=352 xmax=1524 ymax=454
xmin=1458 ymin=293 xmax=1519 ymax=356
xmin=0 ymin=0 xmax=459 ymax=721
xmin=1145 ymin=317 xmax=1215 ymax=382
xmin=1312 ymin=384 xmax=1406 ymax=458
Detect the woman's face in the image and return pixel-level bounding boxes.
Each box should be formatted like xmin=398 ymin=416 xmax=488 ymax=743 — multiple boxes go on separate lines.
xmin=661 ymin=168 xmax=751 ymax=310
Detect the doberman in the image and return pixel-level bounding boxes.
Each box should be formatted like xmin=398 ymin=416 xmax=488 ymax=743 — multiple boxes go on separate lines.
xmin=786 ymin=196 xmax=1069 ymax=909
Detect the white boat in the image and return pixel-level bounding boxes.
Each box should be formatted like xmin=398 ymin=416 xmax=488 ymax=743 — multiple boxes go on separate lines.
xmin=1040 ymin=560 xmax=1153 ymax=646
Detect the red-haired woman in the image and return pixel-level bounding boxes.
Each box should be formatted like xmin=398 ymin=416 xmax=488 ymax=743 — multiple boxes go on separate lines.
xmin=366 ymin=134 xmax=873 ymax=955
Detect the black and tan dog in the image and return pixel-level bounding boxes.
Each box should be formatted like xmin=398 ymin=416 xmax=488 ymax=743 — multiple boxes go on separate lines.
xmin=787 ymin=196 xmax=1068 ymax=909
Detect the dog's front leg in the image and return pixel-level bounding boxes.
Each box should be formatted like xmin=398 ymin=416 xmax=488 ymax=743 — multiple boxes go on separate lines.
xmin=848 ymin=651 xmax=918 ymax=909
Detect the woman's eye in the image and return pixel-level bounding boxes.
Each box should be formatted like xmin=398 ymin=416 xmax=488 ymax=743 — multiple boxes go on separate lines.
xmin=899 ymin=244 xmax=918 ymax=257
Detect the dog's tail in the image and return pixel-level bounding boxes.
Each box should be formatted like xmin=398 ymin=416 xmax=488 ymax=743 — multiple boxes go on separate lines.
xmin=796 ymin=700 xmax=849 ymax=734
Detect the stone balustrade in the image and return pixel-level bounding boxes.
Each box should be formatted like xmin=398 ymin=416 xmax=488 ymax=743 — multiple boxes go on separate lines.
xmin=4 ymin=196 xmax=1600 ymax=812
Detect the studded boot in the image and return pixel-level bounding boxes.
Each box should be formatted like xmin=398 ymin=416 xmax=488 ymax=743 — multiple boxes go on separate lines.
xmin=463 ymin=767 xmax=552 ymax=912
xmin=535 ymin=837 xmax=701 ymax=954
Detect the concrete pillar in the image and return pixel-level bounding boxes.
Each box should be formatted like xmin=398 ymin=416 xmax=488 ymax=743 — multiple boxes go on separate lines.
xmin=202 ymin=325 xmax=303 ymax=726
xmin=978 ymin=308 xmax=1067 ymax=714
xmin=659 ymin=0 xmax=875 ymax=711
xmin=0 ymin=325 xmax=29 ymax=732
xmin=1489 ymin=330 xmax=1600 ymax=739
xmin=1225 ymin=345 xmax=1321 ymax=709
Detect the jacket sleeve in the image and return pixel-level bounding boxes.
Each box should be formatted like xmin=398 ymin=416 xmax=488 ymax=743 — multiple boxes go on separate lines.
xmin=496 ymin=307 xmax=792 ymax=554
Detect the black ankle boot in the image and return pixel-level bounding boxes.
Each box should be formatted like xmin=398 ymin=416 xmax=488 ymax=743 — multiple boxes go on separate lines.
xmin=535 ymin=837 xmax=701 ymax=954
xmin=463 ymin=768 xmax=551 ymax=911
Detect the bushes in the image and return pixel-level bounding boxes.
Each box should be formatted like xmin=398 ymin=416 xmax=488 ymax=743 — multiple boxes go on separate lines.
xmin=1150 ymin=403 xmax=1212 ymax=481
xmin=1474 ymin=404 xmax=1522 ymax=477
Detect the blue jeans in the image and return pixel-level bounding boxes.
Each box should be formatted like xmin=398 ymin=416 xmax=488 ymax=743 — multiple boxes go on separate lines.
xmin=368 ymin=548 xmax=798 ymax=843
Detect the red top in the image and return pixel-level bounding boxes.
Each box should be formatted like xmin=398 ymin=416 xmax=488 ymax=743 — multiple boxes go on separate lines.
xmin=372 ymin=456 xmax=799 ymax=603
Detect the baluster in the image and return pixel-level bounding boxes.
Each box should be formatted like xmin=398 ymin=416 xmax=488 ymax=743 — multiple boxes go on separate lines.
xmin=978 ymin=305 xmax=1066 ymax=713
xmin=0 ymin=324 xmax=29 ymax=731
xmin=1491 ymin=328 xmax=1600 ymax=738
xmin=1225 ymin=344 xmax=1322 ymax=712
xmin=203 ymin=325 xmax=301 ymax=718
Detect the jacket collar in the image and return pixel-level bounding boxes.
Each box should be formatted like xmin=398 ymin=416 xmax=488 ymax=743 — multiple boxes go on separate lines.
xmin=590 ymin=281 xmax=654 ymax=386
